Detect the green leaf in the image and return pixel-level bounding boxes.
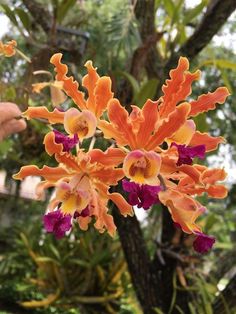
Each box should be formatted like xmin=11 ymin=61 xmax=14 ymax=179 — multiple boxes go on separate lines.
xmin=14 ymin=8 xmax=31 ymax=31
xmin=163 ymin=0 xmax=175 ymax=19
xmin=199 ymin=59 xmax=236 ymax=71
xmin=1 ymin=4 xmax=18 ymax=26
xmin=183 ymin=0 xmax=207 ymax=24
xmin=204 ymin=214 xmax=219 ymax=232
xmin=220 ymin=69 xmax=233 ymax=94
xmin=134 ymin=79 xmax=159 ymax=107
xmin=57 ymin=0 xmax=77 ymax=23
xmin=114 ymin=70 xmax=140 ymax=97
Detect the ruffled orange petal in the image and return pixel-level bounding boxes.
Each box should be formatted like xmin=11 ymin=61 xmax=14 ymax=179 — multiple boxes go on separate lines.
xmin=98 ymin=120 xmax=128 ymax=146
xmin=64 ymin=108 xmax=97 ymax=139
xmin=189 ymin=87 xmax=230 ymax=117
xmin=189 ymin=131 xmax=225 ymax=152
xmin=43 ymin=132 xmax=63 ymax=156
xmin=136 ymin=99 xmax=159 ymax=148
xmin=159 ymin=57 xmax=189 ymax=118
xmin=146 ymin=102 xmax=190 ymax=150
xmin=159 ymin=189 xmax=204 ymax=234
xmin=94 ymin=76 xmax=113 ymax=118
xmin=108 ymin=99 xmax=137 ymax=150
xmin=88 ymin=148 xmax=126 ymax=166
xmin=50 ymin=53 xmax=87 ymax=110
xmin=207 ymin=185 xmax=228 ymax=198
xmin=13 ymin=165 xmax=70 ymax=182
xmin=55 ymin=152 xmax=82 ymax=172
xmin=35 ymin=181 xmax=54 ymax=199
xmin=92 ymin=168 xmax=124 ymax=186
xmin=23 ymin=106 xmax=65 ymax=124
xmin=82 ymin=61 xmax=99 ymax=113
xmin=77 ymin=216 xmax=92 ymax=230
xmin=201 ymin=168 xmax=227 ymax=184
xmin=109 ymin=192 xmax=134 ymax=217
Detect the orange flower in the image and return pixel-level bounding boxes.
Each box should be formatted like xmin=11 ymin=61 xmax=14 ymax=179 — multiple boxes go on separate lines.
xmin=0 ymin=40 xmax=17 ymax=57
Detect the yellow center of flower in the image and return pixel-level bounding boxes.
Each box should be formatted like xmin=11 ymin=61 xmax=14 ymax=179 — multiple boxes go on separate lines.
xmin=71 ymin=118 xmax=89 ymax=137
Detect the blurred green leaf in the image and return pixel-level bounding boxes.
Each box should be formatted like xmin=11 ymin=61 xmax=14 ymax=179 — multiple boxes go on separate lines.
xmin=1 ymin=4 xmax=18 ymax=26
xmin=14 ymin=8 xmax=31 ymax=31
xmin=57 ymin=0 xmax=77 ymax=23
xmin=163 ymin=0 xmax=175 ymax=19
xmin=114 ymin=70 xmax=140 ymax=97
xmin=183 ymin=0 xmax=207 ymax=24
xmin=134 ymin=79 xmax=159 ymax=107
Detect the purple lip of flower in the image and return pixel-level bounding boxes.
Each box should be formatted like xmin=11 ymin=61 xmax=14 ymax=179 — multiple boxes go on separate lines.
xmin=171 ymin=142 xmax=206 ymax=166
xmin=122 ymin=180 xmax=162 ymax=210
xmin=74 ymin=206 xmax=90 ymax=219
xmin=53 ymin=129 xmax=79 ymax=152
xmin=193 ymin=232 xmax=216 ymax=254
xmin=43 ymin=210 xmax=72 ymax=239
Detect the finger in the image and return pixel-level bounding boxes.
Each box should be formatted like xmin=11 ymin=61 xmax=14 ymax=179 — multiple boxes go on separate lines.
xmin=0 ymin=118 xmax=26 ymax=141
xmin=0 ymin=102 xmax=23 ymax=124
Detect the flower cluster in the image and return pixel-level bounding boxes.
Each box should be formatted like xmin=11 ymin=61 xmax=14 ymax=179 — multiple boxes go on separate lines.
xmin=0 ymin=40 xmax=17 ymax=57
xmin=13 ymin=54 xmax=229 ymax=253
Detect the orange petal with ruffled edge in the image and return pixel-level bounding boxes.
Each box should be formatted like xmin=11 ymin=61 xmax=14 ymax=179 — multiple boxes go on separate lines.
xmin=189 ymin=87 xmax=230 ymax=117
xmin=189 ymin=131 xmax=225 ymax=152
xmin=123 ymin=150 xmax=161 ymax=185
xmin=82 ymin=61 xmax=99 ymax=113
xmin=207 ymin=185 xmax=228 ymax=198
xmin=77 ymin=216 xmax=92 ymax=231
xmin=201 ymin=168 xmax=227 ymax=184
xmin=13 ymin=165 xmax=70 ymax=182
xmin=50 ymin=53 xmax=87 ymax=110
xmin=108 ymin=99 xmax=137 ymax=150
xmin=159 ymin=57 xmax=189 ymax=118
xmin=23 ymin=106 xmax=65 ymax=124
xmin=109 ymin=192 xmax=134 ymax=217
xmin=168 ymin=120 xmax=196 ymax=145
xmin=94 ymin=76 xmax=113 ymax=118
xmin=91 ymin=167 xmax=124 ymax=186
xmin=90 ymin=192 xmax=116 ymax=237
xmin=98 ymin=120 xmax=128 ymax=146
xmin=146 ymin=102 xmax=190 ymax=150
xmin=55 ymin=152 xmax=82 ymax=172
xmin=136 ymin=99 xmax=159 ymax=148
xmin=44 ymin=132 xmax=63 ymax=156
xmin=88 ymin=147 xmax=126 ymax=166
xmin=35 ymin=181 xmax=55 ymax=199
xmin=159 ymin=189 xmax=204 ymax=234
xmin=64 ymin=108 xmax=97 ymax=140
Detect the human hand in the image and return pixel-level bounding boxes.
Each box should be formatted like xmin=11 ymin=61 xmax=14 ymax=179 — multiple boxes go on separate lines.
xmin=0 ymin=102 xmax=26 ymax=141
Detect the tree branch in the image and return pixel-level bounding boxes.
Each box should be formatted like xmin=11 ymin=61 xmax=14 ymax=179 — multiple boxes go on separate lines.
xmin=112 ymin=203 xmax=161 ymax=313
xmin=165 ymin=0 xmax=236 ymax=75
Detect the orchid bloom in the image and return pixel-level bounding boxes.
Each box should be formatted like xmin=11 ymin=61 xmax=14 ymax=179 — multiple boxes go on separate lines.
xmin=0 ymin=40 xmax=17 ymax=57
xmin=13 ymin=55 xmax=229 ymax=253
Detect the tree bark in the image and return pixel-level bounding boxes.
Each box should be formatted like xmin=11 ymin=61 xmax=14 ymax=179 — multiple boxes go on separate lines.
xmin=112 ymin=204 xmax=162 ymax=314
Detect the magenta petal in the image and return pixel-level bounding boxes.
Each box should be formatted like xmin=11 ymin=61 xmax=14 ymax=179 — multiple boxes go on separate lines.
xmin=122 ymin=179 xmax=161 ymax=210
xmin=122 ymin=180 xmax=138 ymax=192
xmin=43 ymin=210 xmax=72 ymax=239
xmin=53 ymin=129 xmax=79 ymax=152
xmin=74 ymin=206 xmax=90 ymax=218
xmin=171 ymin=142 xmax=206 ymax=166
xmin=193 ymin=232 xmax=215 ymax=253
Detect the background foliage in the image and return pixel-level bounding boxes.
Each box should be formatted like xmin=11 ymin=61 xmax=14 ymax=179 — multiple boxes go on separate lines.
xmin=0 ymin=0 xmax=236 ymax=313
